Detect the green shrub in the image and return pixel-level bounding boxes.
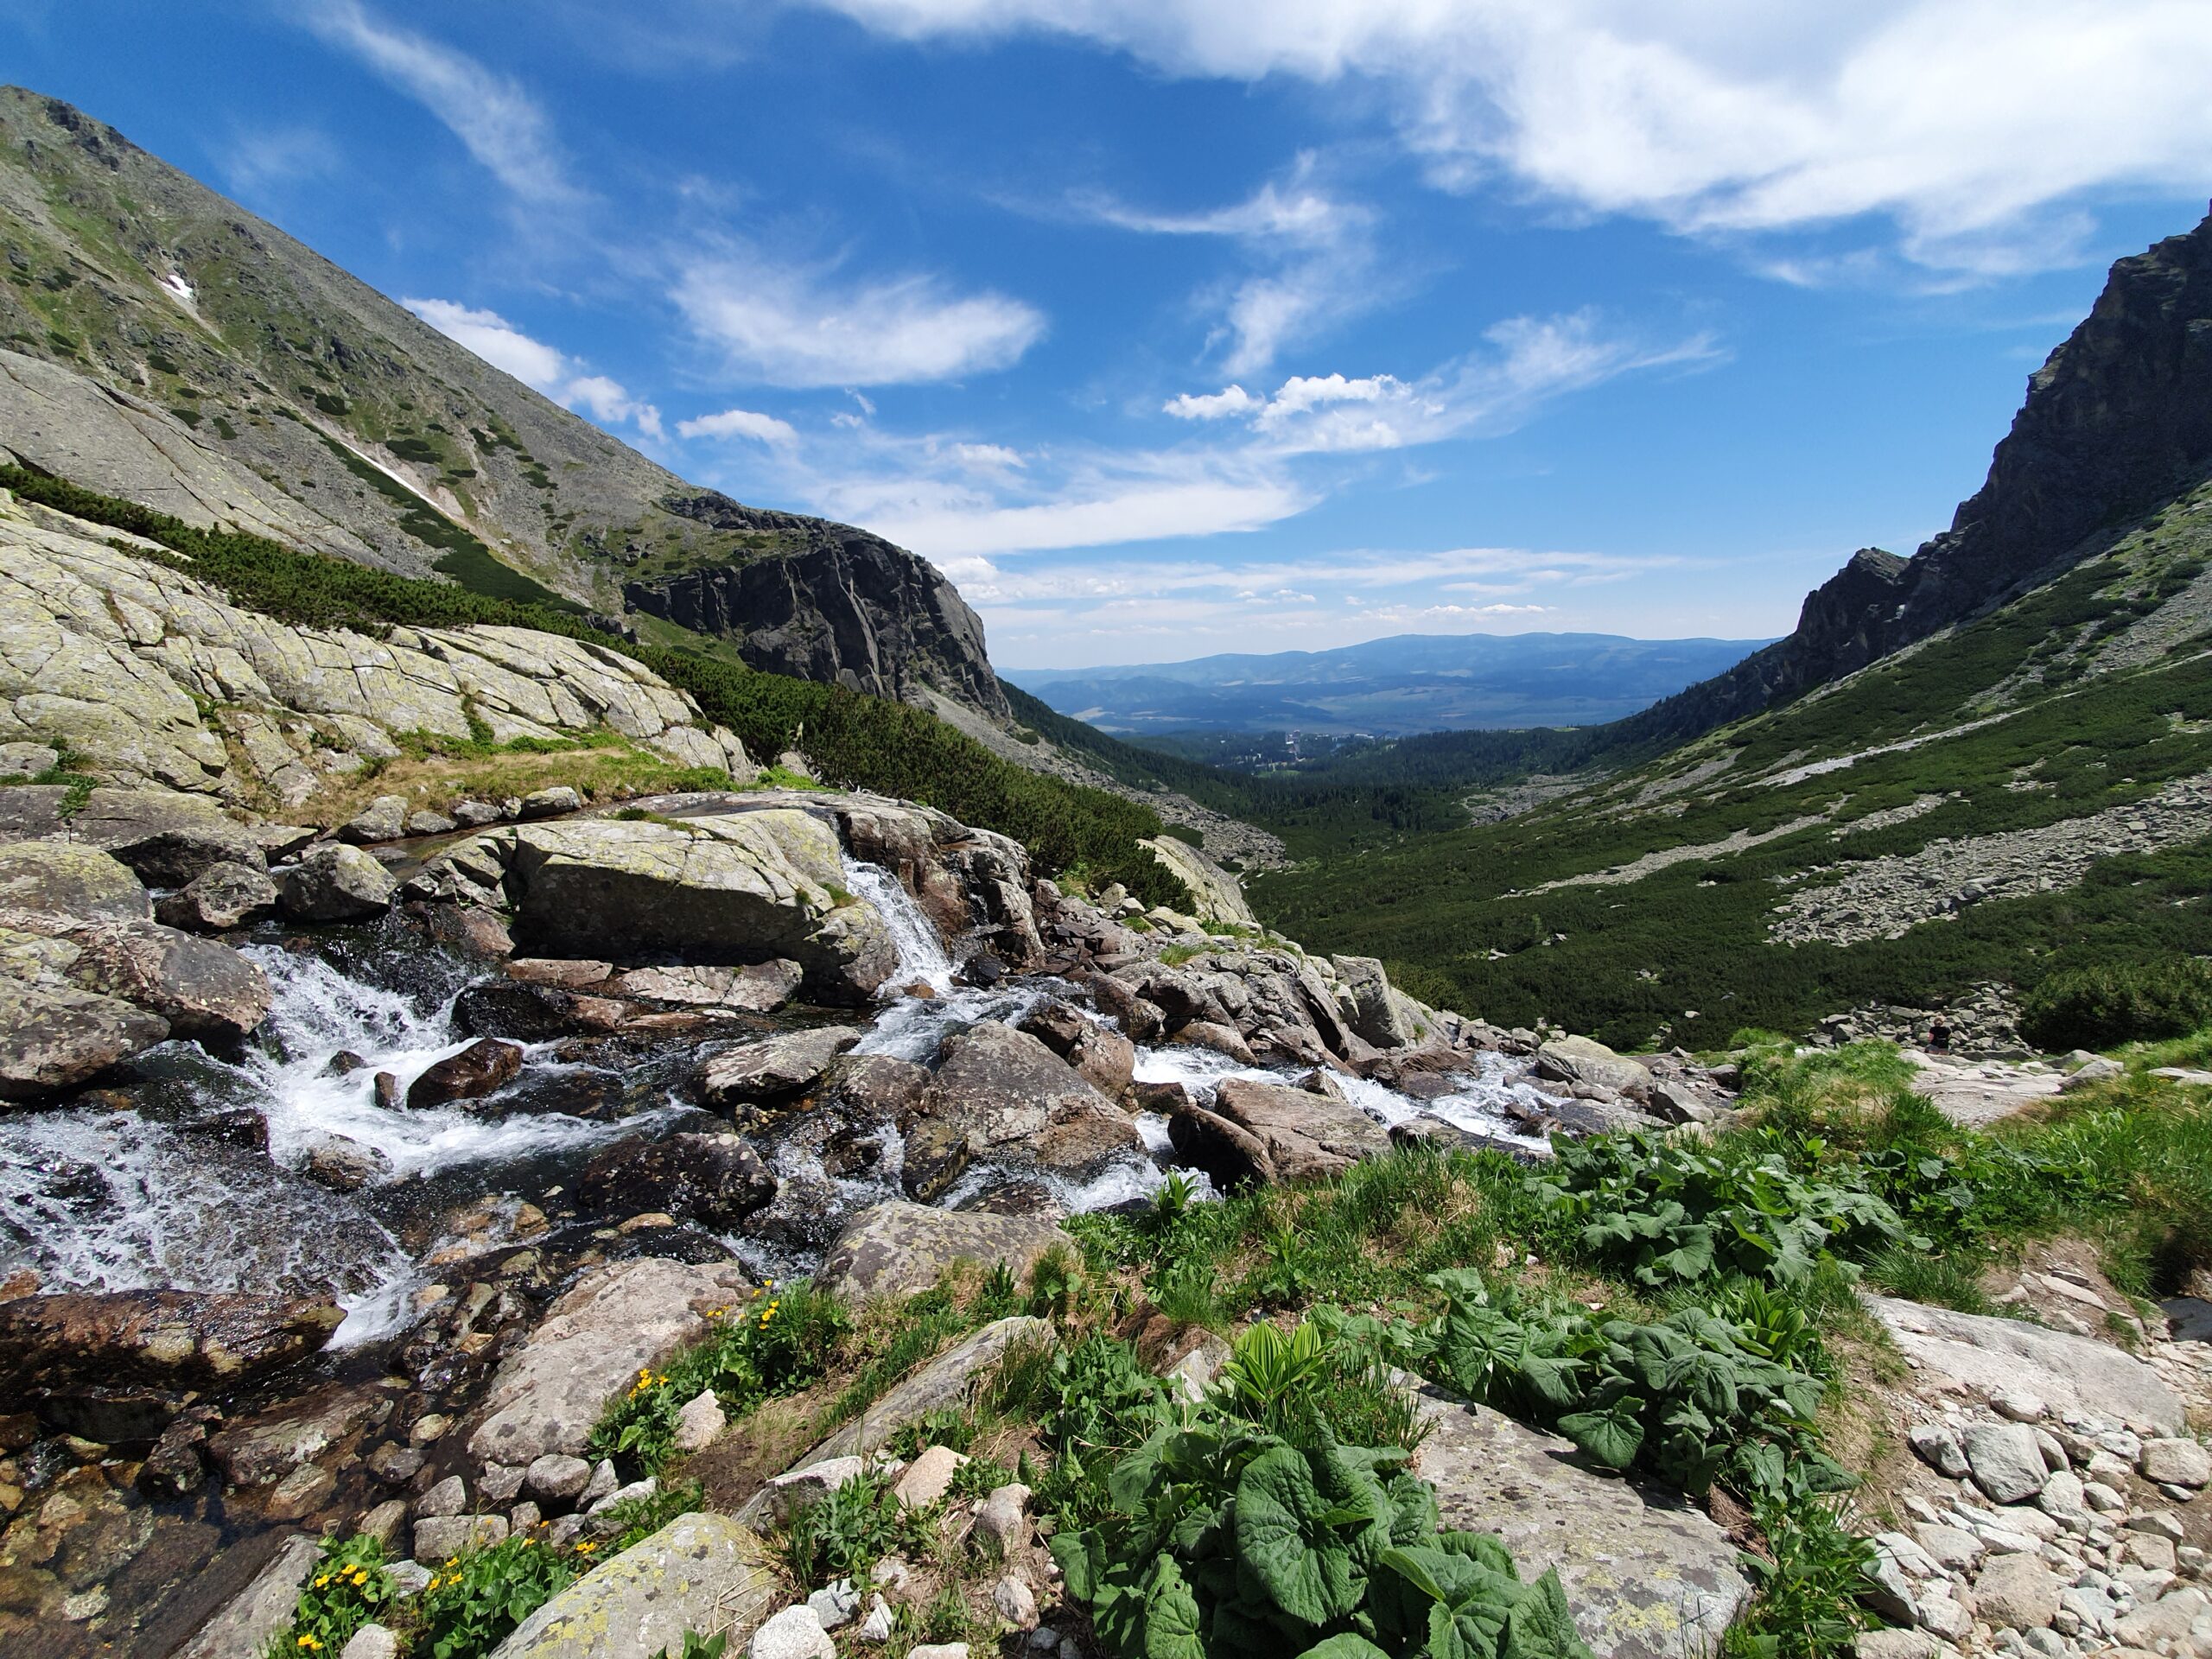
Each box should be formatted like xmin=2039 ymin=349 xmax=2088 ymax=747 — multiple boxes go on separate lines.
xmin=2020 ymin=959 xmax=2212 ymax=1051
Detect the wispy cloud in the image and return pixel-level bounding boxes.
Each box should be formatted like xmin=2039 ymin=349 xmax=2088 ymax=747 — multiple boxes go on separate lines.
xmin=404 ymin=299 xmax=661 ymax=438
xmin=671 ymin=252 xmax=1046 ymax=388
xmin=302 ymin=0 xmax=578 ymax=206
xmin=219 ymin=125 xmax=341 ymax=194
xmin=809 ymin=0 xmax=2212 ymax=278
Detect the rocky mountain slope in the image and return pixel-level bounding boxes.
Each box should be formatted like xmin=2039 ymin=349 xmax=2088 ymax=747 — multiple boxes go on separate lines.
xmin=1624 ymin=205 xmax=2212 ymax=746
xmin=0 ymin=86 xmax=1005 ymax=719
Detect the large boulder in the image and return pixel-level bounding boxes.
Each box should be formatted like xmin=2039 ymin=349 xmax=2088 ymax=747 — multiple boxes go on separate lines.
xmin=488 ymin=1511 xmax=779 ymax=1659
xmin=1332 ymin=956 xmax=1423 ymax=1049
xmin=0 ymin=787 xmax=264 ymax=886
xmin=65 ymin=920 xmax=273 ymax=1039
xmin=279 ymin=842 xmax=397 ymax=922
xmin=815 ymin=1202 xmax=1074 ymax=1303
xmin=1409 ymin=1379 xmax=1751 ymax=1659
xmin=916 ymin=1020 xmax=1126 ymax=1162
xmin=155 ymin=861 xmax=281 ymax=932
xmin=493 ymin=813 xmax=897 ymax=1003
xmin=0 ymin=976 xmax=168 ymax=1098
xmin=1019 ymin=998 xmax=1136 ymax=1100
xmin=696 ymin=1025 xmax=867 ymax=1107
xmin=1139 ymin=835 xmax=1255 ymax=929
xmin=575 ymin=1133 xmax=777 ymax=1230
xmin=467 ymin=1257 xmax=754 ymax=1467
xmin=0 ymin=839 xmax=149 ymax=925
xmin=1534 ymin=1036 xmax=1654 ymax=1096
xmin=0 ymin=1289 xmax=344 ymax=1396
xmin=1867 ymin=1296 xmax=2185 ymax=1433
xmin=1207 ymin=1076 xmax=1389 ymax=1183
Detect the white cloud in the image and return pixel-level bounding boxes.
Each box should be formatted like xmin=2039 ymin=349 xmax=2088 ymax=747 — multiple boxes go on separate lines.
xmin=807 ymin=0 xmax=2212 ymax=274
xmin=220 ymin=125 xmax=341 ymax=194
xmin=868 ymin=478 xmax=1312 ymax=557
xmin=1163 ymin=385 xmax=1257 ymax=420
xmin=404 ymin=298 xmax=663 ymax=439
xmin=678 ymin=407 xmax=799 ymax=446
xmin=672 ymin=255 xmax=1046 ymax=387
xmin=302 ymin=0 xmax=577 ymax=205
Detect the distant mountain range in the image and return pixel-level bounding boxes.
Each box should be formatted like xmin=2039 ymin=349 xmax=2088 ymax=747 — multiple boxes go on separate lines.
xmin=1004 ymin=632 xmax=1775 ymax=736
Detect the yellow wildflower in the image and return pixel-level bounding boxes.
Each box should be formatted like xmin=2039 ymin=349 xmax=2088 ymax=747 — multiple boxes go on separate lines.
xmin=576 ymin=1541 xmax=597 ymax=1554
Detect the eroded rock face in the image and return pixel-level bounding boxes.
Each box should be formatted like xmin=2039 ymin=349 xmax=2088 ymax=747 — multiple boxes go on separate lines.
xmin=0 ymin=1289 xmax=344 ymax=1396
xmin=489 ymin=1511 xmax=779 ymax=1658
xmin=467 ymin=1256 xmax=754 ymax=1467
xmin=815 ymin=1202 xmax=1073 ymax=1303
xmin=1409 ymin=1379 xmax=1751 ymax=1659
xmin=1139 ymin=835 xmax=1253 ymax=929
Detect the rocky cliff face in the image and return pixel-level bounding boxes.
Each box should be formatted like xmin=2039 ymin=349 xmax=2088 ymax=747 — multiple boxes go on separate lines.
xmin=0 ymin=86 xmax=1006 ymax=719
xmin=1629 ymin=207 xmax=2212 ymax=744
xmin=626 ymin=495 xmax=1008 ymax=718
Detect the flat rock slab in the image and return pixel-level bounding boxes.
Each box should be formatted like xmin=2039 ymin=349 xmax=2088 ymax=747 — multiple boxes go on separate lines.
xmin=1408 ymin=1381 xmax=1751 ymax=1659
xmin=1900 ymin=1055 xmax=2063 ymax=1127
xmin=175 ymin=1532 xmax=319 ymax=1659
xmin=467 ymin=1256 xmax=754 ymax=1467
xmin=815 ymin=1202 xmax=1074 ymax=1303
xmin=488 ymin=1511 xmax=779 ymax=1658
xmin=808 ymin=1316 xmax=1054 ymax=1460
xmin=1867 ymin=1295 xmax=2184 ymax=1433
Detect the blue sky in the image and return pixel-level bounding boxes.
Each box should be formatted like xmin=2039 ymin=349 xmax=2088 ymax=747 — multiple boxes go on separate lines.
xmin=7 ymin=2 xmax=2212 ymax=668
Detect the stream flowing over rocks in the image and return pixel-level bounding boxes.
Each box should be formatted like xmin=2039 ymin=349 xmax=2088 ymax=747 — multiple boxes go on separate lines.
xmin=0 ymin=780 xmax=1667 ymax=1655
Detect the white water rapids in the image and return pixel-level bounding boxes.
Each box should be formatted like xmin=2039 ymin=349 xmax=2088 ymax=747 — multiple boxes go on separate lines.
xmin=0 ymin=859 xmax=1556 ymax=1348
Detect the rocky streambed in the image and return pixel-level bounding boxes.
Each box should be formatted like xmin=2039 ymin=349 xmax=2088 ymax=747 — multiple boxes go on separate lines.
xmin=0 ymin=781 xmax=1733 ymax=1654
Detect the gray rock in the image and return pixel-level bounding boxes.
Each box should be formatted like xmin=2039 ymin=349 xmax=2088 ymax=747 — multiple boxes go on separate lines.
xmin=490 ymin=1512 xmax=779 ymax=1658
xmin=739 ymin=1456 xmax=865 ymax=1529
xmin=524 ymin=1453 xmax=594 ymax=1506
xmin=518 ymin=785 xmax=583 ymax=820
xmin=910 ymin=1020 xmax=1133 ymax=1186
xmin=1853 ymin=1631 xmax=1939 ymax=1659
xmin=1972 ymin=1554 xmax=2061 ymax=1630
xmin=1868 ymin=1296 xmax=2185 ymax=1433
xmin=416 ymin=1474 xmax=467 ymax=1518
xmin=155 ymin=861 xmax=281 ymax=931
xmin=1408 ymin=1377 xmax=1750 ymax=1659
xmin=406 ymin=810 xmax=458 ymax=837
xmin=893 ymin=1445 xmax=968 ymax=1508
xmin=27 ymin=789 xmax=266 ymax=886
xmin=0 ymin=838 xmax=149 ymax=923
xmin=341 ymin=1626 xmax=401 ymax=1659
xmin=174 ymin=1532 xmax=319 ymax=1659
xmin=0 ymin=977 xmax=169 ymax=1098
xmin=480 ymin=1463 xmax=527 ymax=1506
xmin=807 ymin=1318 xmax=1055 ymax=1462
xmin=993 ymin=1575 xmax=1039 ymax=1630
xmin=0 ymin=741 xmax=59 ymax=779
xmin=1533 ymin=1034 xmax=1654 ymax=1096
xmin=303 ymin=1135 xmax=391 ymax=1192
xmin=2111 ymin=1586 xmax=2209 ymax=1651
xmin=280 ymin=842 xmax=397 ymax=922
xmin=66 ymin=919 xmax=273 ymax=1039
xmin=453 ymin=800 xmax=506 ymax=828
xmin=2139 ymin=1437 xmax=2210 ymax=1487
xmin=672 ymin=1388 xmax=725 ymax=1452
xmin=856 ymin=1596 xmax=894 ymax=1643
xmin=1965 ymin=1422 xmax=2053 ymax=1503
xmin=1205 ymin=1074 xmax=1389 ymax=1184
xmin=467 ymin=1257 xmax=753 ymax=1467
xmin=1914 ymin=1523 xmax=1985 ymax=1573
xmin=696 ymin=1027 xmax=866 ymax=1106
xmin=1909 ymin=1424 xmax=1969 ymax=1478
xmin=815 ymin=1203 xmax=1073 ymax=1304
xmin=750 ymin=1605 xmax=837 ymax=1659
xmin=1332 ymin=954 xmax=1421 ymax=1047
xmin=340 ymin=797 xmax=410 ymax=844
xmin=807 ymin=1580 xmax=861 ymax=1631
xmin=976 ymin=1483 xmax=1033 ymax=1554
xmin=2058 ymin=1057 xmax=2124 ymax=1091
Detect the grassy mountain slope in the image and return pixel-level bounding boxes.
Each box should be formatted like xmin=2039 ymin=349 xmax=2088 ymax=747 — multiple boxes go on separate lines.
xmin=0 ymin=86 xmax=1004 ymax=716
xmin=1250 ymin=483 xmax=2212 ymax=1046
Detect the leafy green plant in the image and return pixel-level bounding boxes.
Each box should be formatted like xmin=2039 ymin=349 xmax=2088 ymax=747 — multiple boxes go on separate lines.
xmin=1726 ymin=1497 xmax=1878 ymax=1659
xmin=1052 ymin=1419 xmax=1594 ymax=1659
xmin=652 ymin=1636 xmax=728 ymax=1659
xmin=783 ymin=1468 xmax=925 ymax=1584
xmin=265 ymin=1534 xmax=394 ymax=1657
xmin=416 ymin=1535 xmax=577 ymax=1659
xmin=2022 ymin=958 xmax=2212 ymax=1050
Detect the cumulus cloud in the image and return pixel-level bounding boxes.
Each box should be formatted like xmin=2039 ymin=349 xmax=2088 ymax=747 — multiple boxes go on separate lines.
xmin=807 ymin=0 xmax=2212 ymax=273
xmin=678 ymin=407 xmax=799 ymax=446
xmin=1163 ymin=385 xmax=1258 ymax=420
xmin=404 ymin=299 xmax=662 ymax=439
xmin=302 ymin=0 xmax=577 ymax=205
xmin=672 ymin=256 xmax=1046 ymax=387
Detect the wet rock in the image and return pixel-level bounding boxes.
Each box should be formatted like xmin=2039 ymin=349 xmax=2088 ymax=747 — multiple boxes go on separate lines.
xmin=155 ymin=861 xmax=281 ymax=932
xmin=421 ymin=903 xmax=515 ymax=960
xmin=899 ymin=1116 xmax=971 ymax=1203
xmin=1170 ymin=1020 xmax=1258 ymax=1066
xmin=1209 ymin=1076 xmax=1389 ymax=1183
xmin=492 ymin=1511 xmax=779 ymax=1658
xmin=819 ymin=1053 xmax=930 ymax=1119
xmin=0 ymin=1289 xmax=343 ymax=1398
xmin=506 ymin=958 xmax=615 ymax=989
xmin=494 ymin=813 xmax=896 ymax=1003
xmin=303 ymin=1135 xmax=391 ymax=1192
xmin=0 ymin=977 xmax=169 ymax=1098
xmin=0 ymin=839 xmax=149 ymax=924
xmin=916 ymin=1020 xmax=1121 ymax=1160
xmin=1019 ymin=998 xmax=1136 ymax=1100
xmin=576 ymin=1133 xmax=777 ymax=1231
xmin=366 ymin=1443 xmax=423 ymax=1488
xmin=340 ymin=796 xmax=409 ymax=844
xmin=65 ymin=919 xmax=273 ymax=1039
xmin=279 ymin=842 xmax=397 ymax=922
xmin=816 ymin=1202 xmax=1074 ymax=1303
xmin=208 ymin=1382 xmax=388 ymax=1487
xmin=1084 ymin=971 xmax=1166 ymax=1041
xmin=139 ymin=1416 xmax=211 ymax=1498
xmin=1549 ymin=1096 xmax=1666 ymax=1138
xmin=467 ymin=1256 xmax=753 ymax=1467
xmin=1033 ymin=1099 xmax=1146 ymax=1176
xmin=696 ymin=1027 xmax=866 ymax=1107
xmin=1408 ymin=1377 xmax=1750 ymax=1659
xmin=807 ymin=1317 xmax=1055 ymax=1460
xmin=1166 ymin=1101 xmax=1273 ymax=1190
xmin=406 ymin=1038 xmax=524 ymax=1109
xmin=455 ymin=982 xmax=632 ymax=1041
xmin=373 ymin=1071 xmax=401 ymax=1109
xmin=174 ymin=1532 xmax=319 ymax=1659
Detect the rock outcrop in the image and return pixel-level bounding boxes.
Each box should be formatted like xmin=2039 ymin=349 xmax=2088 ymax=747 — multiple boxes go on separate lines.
xmin=488 ymin=1511 xmax=779 ymax=1659
xmin=815 ymin=1204 xmax=1074 ymax=1304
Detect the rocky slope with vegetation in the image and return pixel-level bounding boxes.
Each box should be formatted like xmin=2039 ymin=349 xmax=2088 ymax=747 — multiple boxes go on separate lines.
xmin=0 ymin=86 xmax=1005 ymax=720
